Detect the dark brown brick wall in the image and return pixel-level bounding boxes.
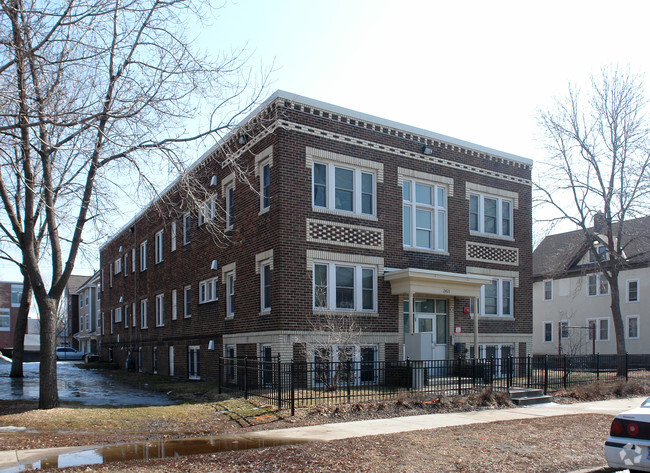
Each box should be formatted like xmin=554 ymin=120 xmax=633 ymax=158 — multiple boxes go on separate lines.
xmin=99 ymin=97 xmax=532 ymax=380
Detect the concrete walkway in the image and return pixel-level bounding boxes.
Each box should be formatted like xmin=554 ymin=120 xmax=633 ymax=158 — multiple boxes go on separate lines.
xmin=0 ymin=396 xmax=646 ymax=472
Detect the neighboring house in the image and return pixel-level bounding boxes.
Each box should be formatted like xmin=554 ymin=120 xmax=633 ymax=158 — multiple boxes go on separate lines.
xmin=533 ymin=216 xmax=650 ymax=355
xmin=74 ymin=271 xmax=101 ymax=354
xmin=0 ymin=281 xmax=23 ymax=352
xmin=62 ymin=274 xmax=91 ymax=349
xmin=99 ymin=90 xmax=533 ymax=381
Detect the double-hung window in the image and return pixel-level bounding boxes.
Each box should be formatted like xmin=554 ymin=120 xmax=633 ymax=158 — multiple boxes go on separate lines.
xmin=183 ymin=213 xmax=191 ymax=245
xmin=140 ymin=241 xmax=148 ymax=271
xmin=402 ymin=179 xmax=446 ymax=251
xmin=154 ymin=230 xmax=163 ymax=264
xmin=261 ymin=162 xmax=271 ymax=211
xmin=131 ymin=248 xmax=136 ymax=272
xmin=226 ymin=273 xmax=235 ymax=317
xmin=199 ymin=278 xmax=218 ymax=304
xmin=475 ymin=278 xmax=513 ymax=317
xmin=124 ymin=254 xmax=128 ymax=277
xmin=114 ymin=258 xmax=121 ymax=275
xmin=627 ymin=315 xmax=639 ymax=339
xmin=184 ymin=285 xmax=192 ymax=317
xmin=313 ymin=262 xmax=376 ymax=312
xmin=587 ymin=318 xmax=609 ymax=341
xmin=543 ymin=280 xmax=553 ymax=301
xmin=312 ymin=162 xmax=375 ymax=217
xmin=155 ymin=294 xmax=164 ymax=327
xmin=171 ymin=289 xmax=178 ymax=320
xmin=11 ymin=285 xmax=22 ymax=307
xmin=543 ymin=322 xmax=553 ymax=342
xmin=115 ymin=307 xmax=122 ymax=323
xmin=171 ymin=221 xmax=177 ymax=251
xmin=140 ymin=299 xmax=148 ymax=329
xmin=261 ymin=263 xmax=271 ymax=312
xmin=588 ymin=273 xmax=608 ymax=296
xmin=0 ymin=309 xmax=10 ymax=331
xmin=199 ymin=196 xmax=217 ymax=226
xmin=225 ymin=184 xmax=234 ymax=229
xmin=469 ymin=193 xmax=513 ymax=237
xmin=627 ymin=280 xmax=639 ymax=302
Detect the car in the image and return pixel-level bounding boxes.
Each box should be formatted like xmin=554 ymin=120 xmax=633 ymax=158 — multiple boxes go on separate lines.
xmin=605 ymin=397 xmax=650 ymax=473
xmin=55 ymin=347 xmax=87 ymax=361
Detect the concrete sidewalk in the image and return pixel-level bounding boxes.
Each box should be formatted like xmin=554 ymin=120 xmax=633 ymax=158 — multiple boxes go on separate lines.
xmin=0 ymin=396 xmax=646 ymax=472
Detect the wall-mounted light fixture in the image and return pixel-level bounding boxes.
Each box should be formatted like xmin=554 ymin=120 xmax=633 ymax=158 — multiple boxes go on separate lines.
xmin=422 ymin=145 xmax=433 ymax=155
xmin=211 ymin=260 xmax=218 ymax=270
xmin=119 ymin=296 xmax=124 ymax=303
xmin=208 ymin=340 xmax=215 ymax=350
xmin=210 ymin=175 xmax=218 ymax=187
xmin=118 ymin=246 xmax=123 ymax=253
xmin=238 ymin=134 xmax=248 ymax=145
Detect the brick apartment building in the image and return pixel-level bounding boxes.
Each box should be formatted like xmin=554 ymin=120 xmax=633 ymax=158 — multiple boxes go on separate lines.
xmin=99 ymin=91 xmax=533 ymax=381
xmin=0 ymin=280 xmax=23 ymax=351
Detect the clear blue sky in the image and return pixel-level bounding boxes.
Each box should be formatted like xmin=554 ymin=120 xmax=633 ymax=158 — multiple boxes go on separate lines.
xmin=3 ymin=0 xmax=650 ymax=282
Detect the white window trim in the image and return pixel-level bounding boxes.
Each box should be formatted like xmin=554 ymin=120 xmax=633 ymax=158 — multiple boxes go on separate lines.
xmin=140 ymin=241 xmax=148 ymax=271
xmin=587 ymin=273 xmax=609 ymax=296
xmin=155 ymin=294 xmax=164 ymax=327
xmin=312 ymin=261 xmax=377 ymax=313
xmin=171 ymin=289 xmax=178 ymax=321
xmin=225 ymin=183 xmax=235 ymax=229
xmin=543 ymin=321 xmax=553 ymax=343
xmin=627 ymin=279 xmax=639 ymax=303
xmin=626 ymin=315 xmax=640 ymax=339
xmin=114 ymin=258 xmax=121 ymax=275
xmin=131 ymin=248 xmax=136 ymax=273
xmin=140 ymin=299 xmax=148 ymax=329
xmin=543 ymin=280 xmax=553 ymax=301
xmin=132 ymin=302 xmax=136 ymax=326
xmin=401 ymin=177 xmax=447 ymax=252
xmin=183 ymin=213 xmax=191 ymax=245
xmin=188 ymin=345 xmax=200 ymax=380
xmin=226 ymin=273 xmax=235 ymax=317
xmin=468 ymin=192 xmax=514 ymax=239
xmin=124 ymin=254 xmax=128 ymax=278
xmin=312 ymin=160 xmax=377 ymax=218
xmin=199 ymin=195 xmax=217 ymax=226
xmin=171 ymin=221 xmax=177 ymax=252
xmin=476 ymin=277 xmax=514 ymax=318
xmin=255 ymin=147 xmax=273 ymax=214
xmin=260 ymin=262 xmax=272 ymax=313
xmin=154 ymin=230 xmax=164 ymax=264
xmin=184 ymin=285 xmax=192 ymax=318
xmin=114 ymin=307 xmax=122 ymax=323
xmin=586 ymin=317 xmax=610 ymax=341
xmin=199 ymin=277 xmax=218 ymax=304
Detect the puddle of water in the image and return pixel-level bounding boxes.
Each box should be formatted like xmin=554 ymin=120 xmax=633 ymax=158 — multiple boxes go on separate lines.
xmin=3 ymin=435 xmax=307 ymax=472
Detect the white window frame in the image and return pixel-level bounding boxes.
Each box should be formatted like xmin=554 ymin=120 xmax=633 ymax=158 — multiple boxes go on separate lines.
xmin=312 ymin=261 xmax=377 ymax=312
xmin=261 ymin=262 xmax=271 ymax=312
xmin=131 ymin=248 xmax=136 ymax=272
xmin=11 ymin=285 xmax=22 ymax=307
xmin=132 ymin=302 xmax=136 ymax=326
xmin=543 ymin=280 xmax=553 ymax=301
xmin=469 ymin=193 xmax=513 ymax=238
xmin=312 ymin=161 xmax=376 ymax=217
xmin=171 ymin=289 xmax=178 ymax=320
xmin=0 ymin=308 xmax=10 ymax=331
xmin=154 ymin=230 xmax=163 ymax=264
xmin=199 ymin=196 xmax=217 ymax=226
xmin=402 ymin=178 xmax=447 ymax=252
xmin=171 ymin=221 xmax=177 ymax=252
xmin=225 ymin=183 xmax=235 ymax=229
xmin=114 ymin=258 xmax=121 ymax=275
xmin=226 ymin=272 xmax=235 ymax=317
xmin=586 ymin=317 xmax=609 ymax=341
xmin=140 ymin=299 xmax=148 ymax=329
xmin=188 ymin=345 xmax=200 ymax=380
xmin=199 ymin=277 xmax=218 ymax=304
xmin=124 ymin=305 xmax=129 ymax=328
xmin=114 ymin=307 xmax=122 ymax=323
xmin=627 ymin=279 xmax=639 ymax=303
xmin=140 ymin=241 xmax=148 ymax=271
xmin=543 ymin=321 xmax=553 ymax=343
xmin=587 ymin=273 xmax=608 ymax=296
xmin=589 ymin=245 xmax=607 ymax=263
xmin=260 ymin=160 xmax=271 ymax=212
xmin=184 ymin=285 xmax=192 ymax=317
xmin=626 ymin=315 xmax=640 ymax=339
xmin=183 ymin=213 xmax=191 ymax=245
xmin=155 ymin=294 xmax=164 ymax=327
xmin=124 ymin=253 xmax=128 ymax=277
xmin=478 ymin=277 xmax=514 ymax=318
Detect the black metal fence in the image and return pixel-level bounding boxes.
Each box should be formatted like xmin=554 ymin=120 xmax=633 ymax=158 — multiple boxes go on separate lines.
xmin=217 ymin=354 xmax=650 ymax=415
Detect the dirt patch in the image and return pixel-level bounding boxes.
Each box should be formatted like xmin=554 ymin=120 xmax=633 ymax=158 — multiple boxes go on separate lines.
xmin=52 ymin=414 xmax=613 ymax=472
xmin=552 ymin=376 xmax=650 ymax=403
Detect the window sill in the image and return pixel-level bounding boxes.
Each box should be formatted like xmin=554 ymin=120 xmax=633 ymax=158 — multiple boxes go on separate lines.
xmin=258 ymin=207 xmax=270 ymax=216
xmin=469 ymin=231 xmax=515 ymax=242
xmin=225 ymin=315 xmax=234 ymax=320
xmin=403 ymin=247 xmax=449 ymax=256
xmin=312 ymin=206 xmax=378 ymax=221
xmin=470 ymin=315 xmax=515 ymax=321
xmin=259 ymin=309 xmax=271 ymax=316
xmin=184 ymin=315 xmax=191 ymax=319
xmin=312 ymin=310 xmax=378 ymax=317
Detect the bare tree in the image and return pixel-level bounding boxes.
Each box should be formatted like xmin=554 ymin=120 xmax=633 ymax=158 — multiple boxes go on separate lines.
xmin=536 ymin=66 xmax=650 ymax=374
xmin=0 ymin=0 xmax=266 ymax=408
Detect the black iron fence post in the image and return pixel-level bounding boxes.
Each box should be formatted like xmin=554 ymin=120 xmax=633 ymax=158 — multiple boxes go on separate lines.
xmin=625 ymin=353 xmax=629 ymax=382
xmin=596 ymin=353 xmax=600 ymax=381
xmin=244 ymin=356 xmax=249 ymax=400
xmin=507 ymin=356 xmax=512 ymax=390
xmin=526 ymin=355 xmax=531 ymax=389
xmin=276 ymin=354 xmax=282 ymax=410
xmin=217 ymin=356 xmax=222 ymax=394
xmin=543 ymin=354 xmax=549 ymax=395
xmin=472 ymin=358 xmax=477 ymax=389
xmin=290 ymin=359 xmax=295 ymax=417
xmin=406 ymin=357 xmax=411 ymax=391
xmin=457 ymin=356 xmax=463 ymax=395
xmin=490 ymin=357 xmax=495 ymax=386
xmin=346 ymin=359 xmax=352 ymax=402
xmin=563 ymin=355 xmax=567 ymax=390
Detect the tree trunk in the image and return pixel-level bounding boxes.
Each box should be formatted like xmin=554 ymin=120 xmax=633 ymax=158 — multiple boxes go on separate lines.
xmin=608 ymin=273 xmax=627 ymax=376
xmin=10 ymin=273 xmax=32 ymax=378
xmin=38 ymin=297 xmax=59 ymax=409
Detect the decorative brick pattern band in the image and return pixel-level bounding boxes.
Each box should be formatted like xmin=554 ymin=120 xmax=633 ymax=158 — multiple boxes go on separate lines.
xmin=307 ymin=219 xmax=384 ymax=251
xmin=466 ymin=242 xmax=519 ymax=266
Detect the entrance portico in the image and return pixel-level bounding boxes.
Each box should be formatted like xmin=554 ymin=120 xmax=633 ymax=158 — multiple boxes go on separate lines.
xmin=384 ymin=268 xmax=493 ymax=360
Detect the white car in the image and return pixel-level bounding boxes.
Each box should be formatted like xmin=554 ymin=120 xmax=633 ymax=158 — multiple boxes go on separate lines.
xmin=55 ymin=347 xmax=87 ymax=361
xmin=605 ymin=397 xmax=650 ymax=473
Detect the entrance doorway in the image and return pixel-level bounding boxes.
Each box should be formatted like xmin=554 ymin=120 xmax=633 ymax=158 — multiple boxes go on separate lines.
xmin=405 ymin=298 xmax=448 ymax=360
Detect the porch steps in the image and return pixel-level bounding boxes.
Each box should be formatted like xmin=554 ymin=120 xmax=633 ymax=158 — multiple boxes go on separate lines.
xmin=509 ymin=388 xmax=553 ymax=406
